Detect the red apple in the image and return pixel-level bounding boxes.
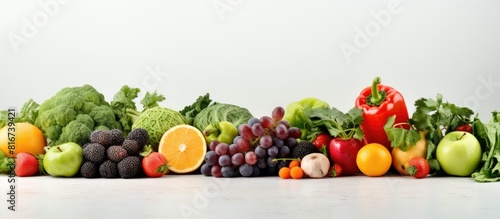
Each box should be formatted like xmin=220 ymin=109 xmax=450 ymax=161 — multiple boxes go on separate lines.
xmin=328 ymin=138 xmax=364 ymax=176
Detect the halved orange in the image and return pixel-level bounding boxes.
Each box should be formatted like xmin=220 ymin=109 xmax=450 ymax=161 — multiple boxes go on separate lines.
xmin=158 ymin=125 xmax=207 ymax=173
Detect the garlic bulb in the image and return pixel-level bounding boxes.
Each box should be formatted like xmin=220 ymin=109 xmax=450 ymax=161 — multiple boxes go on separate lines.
xmin=301 ymin=153 xmax=330 ymax=178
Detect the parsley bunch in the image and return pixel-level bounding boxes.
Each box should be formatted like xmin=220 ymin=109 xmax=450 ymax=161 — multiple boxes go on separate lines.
xmin=385 ymin=94 xmax=474 ymax=173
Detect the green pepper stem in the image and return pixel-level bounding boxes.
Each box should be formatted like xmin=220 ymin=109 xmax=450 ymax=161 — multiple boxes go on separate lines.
xmin=203 ymin=127 xmax=220 ymax=137
xmin=366 ymin=77 xmax=387 ymax=107
xmin=370 ymin=77 xmax=382 ymax=103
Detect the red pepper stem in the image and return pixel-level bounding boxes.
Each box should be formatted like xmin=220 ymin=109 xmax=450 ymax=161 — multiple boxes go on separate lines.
xmin=370 ymin=77 xmax=383 ymax=104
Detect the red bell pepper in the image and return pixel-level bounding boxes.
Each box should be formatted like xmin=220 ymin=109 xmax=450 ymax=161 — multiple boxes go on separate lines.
xmin=355 ymin=77 xmax=410 ymax=151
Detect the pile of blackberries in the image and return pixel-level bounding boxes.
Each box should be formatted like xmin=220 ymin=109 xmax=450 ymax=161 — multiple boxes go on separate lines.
xmin=80 ymin=128 xmax=149 ymax=179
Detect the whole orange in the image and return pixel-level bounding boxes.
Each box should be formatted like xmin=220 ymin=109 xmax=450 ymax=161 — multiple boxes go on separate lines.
xmin=356 ymin=143 xmax=392 ymax=177
xmin=0 ymin=123 xmax=47 ymax=157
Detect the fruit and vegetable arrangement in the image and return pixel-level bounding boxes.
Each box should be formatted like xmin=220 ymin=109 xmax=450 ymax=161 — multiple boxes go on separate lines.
xmin=1 ymin=76 xmax=499 ymax=183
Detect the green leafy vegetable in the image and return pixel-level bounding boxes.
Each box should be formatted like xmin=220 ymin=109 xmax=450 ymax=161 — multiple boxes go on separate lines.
xmin=384 ymin=115 xmax=421 ymax=151
xmin=412 ymin=94 xmax=474 ymax=137
xmin=303 ymin=107 xmax=364 ymax=141
xmin=37 ymin=154 xmax=47 ymax=175
xmin=132 ymin=106 xmax=187 ymax=150
xmin=16 ymin=99 xmax=40 ymax=124
xmin=283 ymin=97 xmax=330 ymax=139
xmin=180 ymin=93 xmax=212 ymax=125
xmin=110 ymin=86 xmax=140 ymax=135
xmin=0 ymin=150 xmax=15 ymax=174
xmin=472 ymin=112 xmax=500 ymax=182
xmin=0 ymin=99 xmax=40 ymax=128
xmin=111 ymin=85 xmax=165 ymax=135
xmin=140 ymin=91 xmax=166 ymax=110
xmin=409 ymin=93 xmax=474 ymax=173
xmin=193 ymin=103 xmax=253 ymax=132
xmin=0 ymin=112 xmax=6 ymax=128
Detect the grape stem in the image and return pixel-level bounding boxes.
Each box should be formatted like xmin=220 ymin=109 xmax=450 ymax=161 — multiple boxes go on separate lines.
xmin=272 ymin=158 xmax=300 ymax=162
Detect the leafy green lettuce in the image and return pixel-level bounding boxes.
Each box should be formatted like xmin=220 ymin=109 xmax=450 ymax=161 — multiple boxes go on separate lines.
xmin=0 ymin=99 xmax=40 ymax=128
xmin=0 ymin=150 xmax=15 ymax=174
xmin=179 ymin=93 xmax=212 ymax=125
xmin=303 ymin=107 xmax=364 ymax=141
xmin=472 ymin=111 xmax=500 ymax=182
xmin=193 ymin=103 xmax=253 ymax=132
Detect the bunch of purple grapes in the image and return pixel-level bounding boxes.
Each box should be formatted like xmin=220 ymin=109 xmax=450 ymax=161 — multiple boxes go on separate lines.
xmin=201 ymin=106 xmax=302 ymax=177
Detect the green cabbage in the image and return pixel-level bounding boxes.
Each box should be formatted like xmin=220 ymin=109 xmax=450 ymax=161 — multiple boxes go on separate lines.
xmin=131 ymin=106 xmax=187 ymax=150
xmin=193 ymin=103 xmax=253 ymax=132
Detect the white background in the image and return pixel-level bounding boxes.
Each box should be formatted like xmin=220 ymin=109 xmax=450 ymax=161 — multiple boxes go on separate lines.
xmin=1 ymin=0 xmax=499 ymax=121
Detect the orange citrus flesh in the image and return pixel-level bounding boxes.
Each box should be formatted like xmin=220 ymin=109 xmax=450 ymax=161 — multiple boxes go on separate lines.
xmin=158 ymin=125 xmax=207 ymax=173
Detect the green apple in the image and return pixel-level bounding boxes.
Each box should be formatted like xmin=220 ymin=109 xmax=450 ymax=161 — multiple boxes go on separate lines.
xmin=436 ymin=131 xmax=482 ymax=176
xmin=43 ymin=142 xmax=83 ymax=177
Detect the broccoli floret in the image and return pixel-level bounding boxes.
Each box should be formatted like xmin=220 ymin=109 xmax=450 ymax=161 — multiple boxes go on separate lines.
xmin=35 ymin=85 xmax=121 ymax=146
xmin=89 ymin=105 xmax=120 ymax=129
xmin=57 ymin=119 xmax=93 ymax=146
xmin=75 ymin=114 xmax=94 ymax=129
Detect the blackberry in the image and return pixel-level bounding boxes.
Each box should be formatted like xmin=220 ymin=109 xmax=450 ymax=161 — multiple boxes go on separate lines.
xmin=80 ymin=161 xmax=98 ymax=178
xmin=291 ymin=141 xmax=319 ymax=159
xmin=99 ymin=160 xmax=118 ymax=178
xmin=107 ymin=146 xmax=128 ymax=162
xmin=110 ymin=129 xmax=125 ymax=146
xmin=82 ymin=143 xmax=90 ymax=149
xmin=121 ymin=139 xmax=140 ymax=156
xmin=83 ymin=143 xmax=106 ymax=164
xmin=127 ymin=128 xmax=149 ymax=148
xmin=90 ymin=130 xmax=113 ymax=147
xmin=117 ymin=156 xmax=142 ymax=179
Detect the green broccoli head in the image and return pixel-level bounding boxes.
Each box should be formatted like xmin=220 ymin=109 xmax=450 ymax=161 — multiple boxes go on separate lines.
xmin=57 ymin=119 xmax=94 ymax=146
xmin=89 ymin=105 xmax=121 ymax=129
xmin=35 ymin=85 xmax=121 ymax=146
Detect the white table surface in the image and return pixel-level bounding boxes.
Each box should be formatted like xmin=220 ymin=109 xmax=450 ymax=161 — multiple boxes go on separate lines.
xmin=1 ymin=174 xmax=498 ymax=219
